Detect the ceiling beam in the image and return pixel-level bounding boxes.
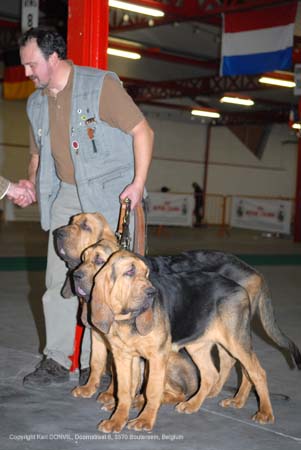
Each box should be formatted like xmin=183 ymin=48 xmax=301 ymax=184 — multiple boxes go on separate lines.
xmin=138 ymin=100 xmax=289 ymax=124
xmin=122 ymin=74 xmax=275 ymax=101
xmin=110 ymin=0 xmax=294 ymax=31
xmin=109 ymin=39 xmax=219 ymax=69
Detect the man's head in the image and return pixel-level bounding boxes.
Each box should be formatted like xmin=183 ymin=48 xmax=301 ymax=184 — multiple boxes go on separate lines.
xmin=19 ymin=27 xmax=66 ymax=89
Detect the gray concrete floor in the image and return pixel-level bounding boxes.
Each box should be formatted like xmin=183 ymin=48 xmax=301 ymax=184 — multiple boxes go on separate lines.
xmin=1 ymin=222 xmax=301 ymax=450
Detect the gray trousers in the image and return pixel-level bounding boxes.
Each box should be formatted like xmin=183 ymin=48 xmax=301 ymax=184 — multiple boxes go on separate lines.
xmin=42 ymin=183 xmax=89 ymax=369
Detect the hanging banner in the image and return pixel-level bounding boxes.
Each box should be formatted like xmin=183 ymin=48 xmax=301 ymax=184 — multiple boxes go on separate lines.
xmin=230 ymin=197 xmax=292 ymax=234
xmin=21 ymin=0 xmax=39 ymax=33
xmin=147 ymin=193 xmax=194 ymax=227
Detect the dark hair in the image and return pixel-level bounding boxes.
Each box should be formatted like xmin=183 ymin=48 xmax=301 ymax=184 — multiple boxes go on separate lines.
xmin=19 ymin=27 xmax=66 ymax=60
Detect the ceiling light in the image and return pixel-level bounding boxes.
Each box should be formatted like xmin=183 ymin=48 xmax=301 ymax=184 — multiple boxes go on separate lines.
xmin=107 ymin=47 xmax=141 ymax=59
xmin=109 ymin=0 xmax=165 ymax=17
xmin=191 ymin=109 xmax=220 ymax=119
xmin=220 ymin=95 xmax=254 ymax=106
xmin=292 ymin=122 xmax=301 ymax=130
xmin=258 ymin=76 xmax=296 ymax=88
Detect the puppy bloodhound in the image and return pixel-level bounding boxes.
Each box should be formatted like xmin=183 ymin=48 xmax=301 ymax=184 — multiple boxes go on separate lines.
xmin=91 ymin=249 xmax=282 ymax=432
xmin=71 ymin=240 xmax=199 ymax=412
xmin=54 ymin=212 xmax=301 ymax=407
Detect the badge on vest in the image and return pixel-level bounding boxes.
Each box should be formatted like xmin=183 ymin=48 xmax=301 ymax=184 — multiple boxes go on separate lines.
xmin=85 ymin=117 xmax=97 ymax=153
xmin=72 ymin=140 xmax=79 ymax=154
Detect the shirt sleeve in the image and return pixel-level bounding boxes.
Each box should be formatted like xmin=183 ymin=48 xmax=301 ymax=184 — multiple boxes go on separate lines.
xmin=0 ymin=177 xmax=10 ymax=199
xmin=99 ymin=74 xmax=144 ymax=133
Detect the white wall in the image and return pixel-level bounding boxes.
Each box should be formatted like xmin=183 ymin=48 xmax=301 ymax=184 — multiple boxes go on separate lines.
xmin=0 ymin=98 xmax=30 ymax=181
xmin=0 ymin=99 xmax=298 ymax=215
xmin=144 ymin=112 xmax=298 ymax=199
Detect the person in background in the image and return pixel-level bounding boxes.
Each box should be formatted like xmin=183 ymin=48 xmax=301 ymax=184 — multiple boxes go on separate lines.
xmin=192 ymin=182 xmax=204 ymax=227
xmin=14 ymin=27 xmax=154 ymax=388
xmin=0 ymin=176 xmax=35 ymax=204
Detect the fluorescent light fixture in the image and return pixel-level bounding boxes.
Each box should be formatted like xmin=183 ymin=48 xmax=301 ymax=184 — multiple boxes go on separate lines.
xmin=292 ymin=122 xmax=301 ymax=130
xmin=107 ymin=47 xmax=141 ymax=59
xmin=191 ymin=109 xmax=220 ymax=119
xmin=220 ymin=95 xmax=254 ymax=106
xmin=109 ymin=0 xmax=165 ymax=17
xmin=258 ymin=76 xmax=296 ymax=88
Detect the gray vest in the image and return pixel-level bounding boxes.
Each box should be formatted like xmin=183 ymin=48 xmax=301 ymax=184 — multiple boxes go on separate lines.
xmin=27 ymin=65 xmax=134 ymax=230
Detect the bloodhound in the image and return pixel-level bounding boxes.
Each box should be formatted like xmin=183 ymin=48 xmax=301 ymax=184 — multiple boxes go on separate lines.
xmin=91 ymin=249 xmax=280 ymax=432
xmin=71 ymin=240 xmax=199 ymax=412
xmin=54 ymin=212 xmax=116 ymax=269
xmin=54 ymin=212 xmax=301 ymax=407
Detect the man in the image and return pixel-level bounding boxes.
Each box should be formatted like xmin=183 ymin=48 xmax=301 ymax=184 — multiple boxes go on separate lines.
xmin=17 ymin=27 xmax=154 ymax=387
xmin=192 ymin=182 xmax=204 ymax=227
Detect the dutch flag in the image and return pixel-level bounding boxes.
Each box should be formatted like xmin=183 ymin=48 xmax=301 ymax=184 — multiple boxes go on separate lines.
xmin=220 ymin=3 xmax=297 ymax=76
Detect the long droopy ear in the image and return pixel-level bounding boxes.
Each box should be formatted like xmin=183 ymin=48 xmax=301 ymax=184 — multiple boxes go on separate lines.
xmin=61 ymin=273 xmax=74 ymax=298
xmin=135 ymin=308 xmax=154 ymax=336
xmin=96 ymin=213 xmax=116 ymax=242
xmin=92 ymin=302 xmax=114 ymax=334
xmin=80 ymin=300 xmax=91 ymax=329
xmin=91 ymin=267 xmax=114 ymax=334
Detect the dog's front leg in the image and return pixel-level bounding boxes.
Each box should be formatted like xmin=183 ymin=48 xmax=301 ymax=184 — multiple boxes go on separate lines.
xmin=127 ymin=354 xmax=167 ymax=431
xmin=98 ymin=352 xmax=132 ymax=433
xmin=72 ymin=331 xmax=107 ymax=398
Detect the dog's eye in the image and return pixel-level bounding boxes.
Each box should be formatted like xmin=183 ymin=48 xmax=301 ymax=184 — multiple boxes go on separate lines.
xmin=95 ymin=254 xmax=105 ymax=266
xmin=81 ymin=221 xmax=91 ymax=232
xmin=124 ymin=264 xmax=136 ymax=277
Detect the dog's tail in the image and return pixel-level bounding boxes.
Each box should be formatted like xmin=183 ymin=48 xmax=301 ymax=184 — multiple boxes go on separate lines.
xmin=258 ymin=282 xmax=301 ymax=370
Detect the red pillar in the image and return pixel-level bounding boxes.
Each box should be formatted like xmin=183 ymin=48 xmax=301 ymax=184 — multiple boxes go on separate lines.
xmin=67 ymin=0 xmax=108 ymax=69
xmin=66 ymin=0 xmax=109 ymax=370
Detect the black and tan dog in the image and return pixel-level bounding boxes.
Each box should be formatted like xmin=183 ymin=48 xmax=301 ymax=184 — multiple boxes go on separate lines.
xmin=90 ymin=249 xmax=287 ymax=432
xmin=71 ymin=240 xmax=199 ymax=412
xmin=54 ymin=211 xmax=301 ymax=406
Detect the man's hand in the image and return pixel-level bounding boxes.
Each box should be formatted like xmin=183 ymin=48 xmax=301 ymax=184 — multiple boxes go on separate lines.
xmin=7 ymin=179 xmax=36 ymax=208
xmin=120 ymin=182 xmax=143 ymax=210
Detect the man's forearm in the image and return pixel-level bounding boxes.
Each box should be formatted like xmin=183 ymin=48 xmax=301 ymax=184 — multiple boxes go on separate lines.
xmin=28 ymin=154 xmax=39 ymax=185
xmin=131 ymin=119 xmax=154 ymax=189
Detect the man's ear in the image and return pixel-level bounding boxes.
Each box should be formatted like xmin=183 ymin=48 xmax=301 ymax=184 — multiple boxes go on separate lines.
xmin=135 ymin=308 xmax=153 ymax=336
xmin=49 ymin=51 xmax=60 ymax=67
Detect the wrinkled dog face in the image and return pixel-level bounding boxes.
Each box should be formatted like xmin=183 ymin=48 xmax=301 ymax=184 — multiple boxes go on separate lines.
xmin=92 ymin=250 xmax=157 ymax=334
xmin=72 ymin=239 xmax=120 ymax=301
xmin=53 ymin=212 xmax=116 ymax=268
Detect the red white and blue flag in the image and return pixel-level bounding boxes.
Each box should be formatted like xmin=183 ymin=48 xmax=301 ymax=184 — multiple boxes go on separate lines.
xmin=220 ymin=3 xmax=297 ymax=76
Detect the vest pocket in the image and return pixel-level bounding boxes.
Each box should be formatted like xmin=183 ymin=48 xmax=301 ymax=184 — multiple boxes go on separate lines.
xmin=87 ymin=164 xmax=133 ymax=188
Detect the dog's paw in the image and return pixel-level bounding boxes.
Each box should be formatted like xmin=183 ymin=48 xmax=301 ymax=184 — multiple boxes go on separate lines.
xmin=176 ymin=400 xmax=199 ymax=414
xmin=98 ymin=418 xmax=126 ymax=433
xmin=72 ymin=385 xmax=96 ymax=398
xmin=97 ymin=391 xmax=115 ymax=404
xmin=252 ymin=411 xmax=275 ymax=424
xmin=101 ymin=400 xmax=116 ymax=412
xmin=219 ymin=397 xmax=245 ymax=409
xmin=127 ymin=416 xmax=154 ymax=431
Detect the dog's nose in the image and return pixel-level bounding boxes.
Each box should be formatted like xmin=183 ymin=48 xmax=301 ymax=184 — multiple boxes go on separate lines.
xmin=53 ymin=228 xmax=67 ymax=239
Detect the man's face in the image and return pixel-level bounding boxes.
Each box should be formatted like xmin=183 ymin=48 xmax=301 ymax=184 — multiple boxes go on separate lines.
xmin=20 ymin=39 xmax=53 ymax=89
